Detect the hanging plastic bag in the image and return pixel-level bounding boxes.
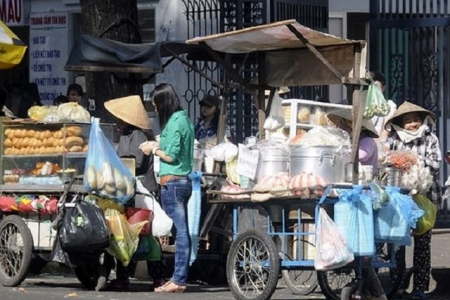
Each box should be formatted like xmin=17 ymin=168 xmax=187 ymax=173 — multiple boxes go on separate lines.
xmin=334 ymin=186 xmax=375 ymax=256
xmin=59 ymin=200 xmax=110 ymax=252
xmin=188 ymin=171 xmax=202 ymax=266
xmin=84 ymin=118 xmax=135 ymax=205
xmin=314 ymin=206 xmax=354 ymax=270
xmin=363 ymin=83 xmax=390 ymax=119
xmin=134 ymin=180 xmax=173 ymax=237
xmin=374 ymin=187 xmax=423 ymax=245
xmin=263 ymin=91 xmax=285 ymax=131
xmin=104 ymin=208 xmax=146 ymax=266
xmin=412 ymin=194 xmax=436 ymax=235
xmin=132 ymin=235 xmax=162 ymax=261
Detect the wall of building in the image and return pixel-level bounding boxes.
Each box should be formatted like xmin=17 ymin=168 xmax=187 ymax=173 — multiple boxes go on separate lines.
xmin=329 ymin=0 xmax=368 ymax=13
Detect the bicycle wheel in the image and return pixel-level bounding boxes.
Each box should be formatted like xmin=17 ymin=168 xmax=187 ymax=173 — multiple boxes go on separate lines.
xmin=374 ymin=243 xmax=405 ymax=297
xmin=0 ymin=215 xmax=33 ymax=287
xmin=226 ymin=229 xmax=280 ymax=300
xmin=317 ymin=266 xmax=355 ymax=300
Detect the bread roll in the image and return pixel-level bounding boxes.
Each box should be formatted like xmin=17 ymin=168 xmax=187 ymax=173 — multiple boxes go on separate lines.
xmin=64 ymin=136 xmax=84 ymax=147
xmin=67 ymin=145 xmax=83 ymax=152
xmin=4 ymin=147 xmax=11 ymax=155
xmin=63 ymin=126 xmax=83 ymax=137
xmin=27 ymin=129 xmax=35 ymax=138
xmin=53 ymin=130 xmax=63 ymax=139
xmin=82 ymin=144 xmax=88 ymax=152
xmin=4 ymin=138 xmax=12 ymax=147
xmin=44 ymin=130 xmax=52 ymax=138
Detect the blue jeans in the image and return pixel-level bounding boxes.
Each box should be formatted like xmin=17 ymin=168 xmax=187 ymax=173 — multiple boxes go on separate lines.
xmin=160 ymin=178 xmax=192 ymax=286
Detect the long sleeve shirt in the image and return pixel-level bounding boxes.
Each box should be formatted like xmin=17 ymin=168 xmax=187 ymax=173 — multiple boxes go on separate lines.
xmin=386 ymin=130 xmax=442 ymax=204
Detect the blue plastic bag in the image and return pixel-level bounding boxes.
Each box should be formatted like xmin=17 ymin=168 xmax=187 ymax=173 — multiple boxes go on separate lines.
xmin=83 ymin=118 xmax=135 ymax=205
xmin=334 ymin=186 xmax=375 ymax=256
xmin=188 ymin=171 xmax=202 ymax=266
xmin=373 ymin=187 xmax=423 ymax=245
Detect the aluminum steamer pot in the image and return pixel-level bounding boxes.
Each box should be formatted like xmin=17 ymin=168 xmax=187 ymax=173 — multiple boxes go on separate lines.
xmin=289 ymin=145 xmax=347 ymax=183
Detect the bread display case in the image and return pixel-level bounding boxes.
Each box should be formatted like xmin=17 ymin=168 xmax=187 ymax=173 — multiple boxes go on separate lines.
xmin=282 ymin=99 xmax=352 ymax=138
xmin=0 ymin=120 xmax=116 ymax=191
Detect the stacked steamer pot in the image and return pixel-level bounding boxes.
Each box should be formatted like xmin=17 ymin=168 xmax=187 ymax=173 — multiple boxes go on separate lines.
xmin=254 ymin=144 xmax=290 ymax=223
xmin=289 ymin=145 xmax=348 ymax=183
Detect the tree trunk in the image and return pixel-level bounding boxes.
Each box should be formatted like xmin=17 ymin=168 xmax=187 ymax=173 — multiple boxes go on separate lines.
xmin=79 ymin=0 xmax=142 ymax=122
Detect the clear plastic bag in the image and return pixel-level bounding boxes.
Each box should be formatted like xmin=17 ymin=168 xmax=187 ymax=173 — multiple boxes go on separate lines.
xmin=314 ymin=207 xmax=354 ymax=270
xmin=83 ymin=118 xmax=136 ymax=205
xmin=363 ymin=83 xmax=390 ymax=119
xmin=104 ymin=208 xmax=146 ymax=266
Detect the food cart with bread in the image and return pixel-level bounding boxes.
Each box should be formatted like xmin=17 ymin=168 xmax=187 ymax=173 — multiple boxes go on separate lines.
xmin=0 ymin=104 xmax=120 ymax=290
xmin=186 ymin=20 xmax=422 ymax=300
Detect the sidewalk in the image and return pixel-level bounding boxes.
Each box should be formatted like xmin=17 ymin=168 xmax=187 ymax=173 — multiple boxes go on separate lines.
xmin=405 ymin=228 xmax=450 ymax=295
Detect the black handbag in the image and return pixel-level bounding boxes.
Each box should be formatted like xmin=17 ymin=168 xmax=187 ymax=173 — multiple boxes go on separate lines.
xmin=59 ymin=200 xmax=110 ymax=252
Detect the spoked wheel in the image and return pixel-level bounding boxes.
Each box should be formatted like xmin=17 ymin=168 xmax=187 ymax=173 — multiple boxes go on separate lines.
xmin=282 ymin=268 xmax=317 ymax=295
xmin=281 ymin=234 xmax=317 ymax=295
xmin=226 ymin=229 xmax=280 ymax=300
xmin=374 ymin=244 xmax=405 ymax=297
xmin=340 ymin=283 xmax=359 ymax=300
xmin=74 ymin=252 xmax=114 ymax=291
xmin=0 ymin=215 xmax=33 ymax=286
xmin=317 ymin=267 xmax=356 ymax=300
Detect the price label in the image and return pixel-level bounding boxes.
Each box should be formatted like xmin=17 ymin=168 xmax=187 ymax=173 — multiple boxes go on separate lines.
xmin=236 ymin=144 xmax=259 ymax=180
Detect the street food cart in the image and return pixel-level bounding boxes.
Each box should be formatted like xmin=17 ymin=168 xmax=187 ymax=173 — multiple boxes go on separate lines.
xmin=185 ymin=20 xmax=411 ymax=300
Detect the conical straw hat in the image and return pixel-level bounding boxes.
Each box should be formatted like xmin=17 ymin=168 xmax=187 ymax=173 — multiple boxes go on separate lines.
xmin=105 ymin=95 xmax=151 ymax=129
xmin=384 ymin=101 xmax=435 ymax=129
xmin=327 ymin=108 xmax=379 ymax=138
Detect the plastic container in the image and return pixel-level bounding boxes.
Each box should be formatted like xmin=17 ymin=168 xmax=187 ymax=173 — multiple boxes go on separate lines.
xmin=126 ymin=208 xmax=153 ymax=235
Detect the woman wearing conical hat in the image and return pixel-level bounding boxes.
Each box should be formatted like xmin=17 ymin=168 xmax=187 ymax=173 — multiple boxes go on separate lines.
xmin=104 ymin=95 xmax=167 ymax=291
xmin=385 ymin=101 xmax=441 ymax=300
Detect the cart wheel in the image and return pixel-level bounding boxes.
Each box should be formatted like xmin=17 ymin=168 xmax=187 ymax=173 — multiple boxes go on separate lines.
xmin=281 ymin=235 xmax=317 ymax=295
xmin=340 ymin=283 xmax=359 ymax=300
xmin=282 ymin=269 xmax=317 ymax=295
xmin=74 ymin=252 xmax=114 ymax=291
xmin=317 ymin=267 xmax=355 ymax=300
xmin=374 ymin=244 xmax=405 ymax=297
xmin=0 ymin=215 xmax=33 ymax=287
xmin=226 ymin=229 xmax=280 ymax=300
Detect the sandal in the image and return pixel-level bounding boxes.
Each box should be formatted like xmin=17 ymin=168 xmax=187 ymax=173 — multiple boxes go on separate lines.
xmin=154 ymin=280 xmax=186 ymax=293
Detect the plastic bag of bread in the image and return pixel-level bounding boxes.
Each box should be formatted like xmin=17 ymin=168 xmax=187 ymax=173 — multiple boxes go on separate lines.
xmin=57 ymin=102 xmax=91 ymax=122
xmin=84 ymin=118 xmax=135 ymax=205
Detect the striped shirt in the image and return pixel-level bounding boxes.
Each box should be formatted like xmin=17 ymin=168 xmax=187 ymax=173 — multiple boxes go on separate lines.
xmin=386 ymin=129 xmax=442 ymax=204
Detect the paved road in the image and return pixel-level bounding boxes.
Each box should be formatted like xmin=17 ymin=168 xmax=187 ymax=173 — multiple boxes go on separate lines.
xmin=0 ymin=229 xmax=448 ymax=300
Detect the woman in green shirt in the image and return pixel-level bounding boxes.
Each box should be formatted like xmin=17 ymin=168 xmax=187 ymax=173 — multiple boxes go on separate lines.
xmin=140 ymin=83 xmax=194 ymax=293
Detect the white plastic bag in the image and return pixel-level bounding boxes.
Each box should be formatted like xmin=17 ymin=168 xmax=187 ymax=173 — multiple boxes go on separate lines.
xmin=314 ymin=207 xmax=354 ymax=270
xmin=134 ymin=181 xmax=173 ymax=237
xmin=263 ymin=91 xmax=285 ymax=131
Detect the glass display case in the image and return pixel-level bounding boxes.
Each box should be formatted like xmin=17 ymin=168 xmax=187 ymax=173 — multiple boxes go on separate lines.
xmin=0 ymin=120 xmax=116 ymax=188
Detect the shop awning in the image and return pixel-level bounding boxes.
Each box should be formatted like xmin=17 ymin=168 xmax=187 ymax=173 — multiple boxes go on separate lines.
xmin=186 ymin=19 xmax=367 ymax=87
xmin=64 ymin=34 xmax=217 ymax=74
xmin=0 ymin=20 xmax=27 ymax=70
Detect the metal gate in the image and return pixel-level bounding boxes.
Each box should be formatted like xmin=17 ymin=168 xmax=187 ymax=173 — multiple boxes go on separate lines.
xmin=182 ymin=0 xmax=328 ymax=143
xmin=369 ymin=0 xmax=450 ymax=225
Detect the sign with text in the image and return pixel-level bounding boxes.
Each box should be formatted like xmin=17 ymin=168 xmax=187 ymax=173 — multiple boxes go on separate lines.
xmin=0 ymin=0 xmax=25 ymax=26
xmin=236 ymin=144 xmax=259 ymax=180
xmin=29 ymin=12 xmax=69 ymax=105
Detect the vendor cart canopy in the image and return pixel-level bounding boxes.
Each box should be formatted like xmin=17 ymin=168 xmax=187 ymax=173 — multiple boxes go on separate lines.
xmin=186 ymin=19 xmax=367 ymax=87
